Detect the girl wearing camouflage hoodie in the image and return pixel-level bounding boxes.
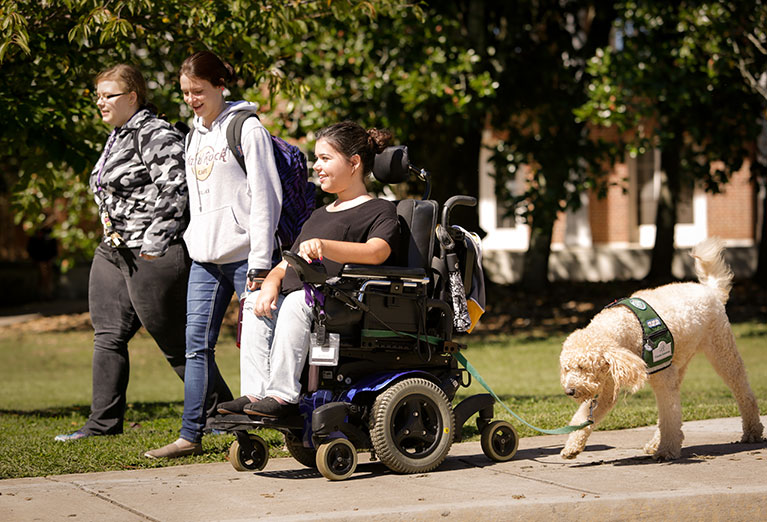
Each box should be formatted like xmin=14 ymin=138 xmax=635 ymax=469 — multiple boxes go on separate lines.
xmin=56 ymin=64 xmax=227 ymax=441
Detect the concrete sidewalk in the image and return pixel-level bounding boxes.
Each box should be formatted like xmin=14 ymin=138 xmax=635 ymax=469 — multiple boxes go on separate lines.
xmin=2 ymin=416 xmax=765 ymax=521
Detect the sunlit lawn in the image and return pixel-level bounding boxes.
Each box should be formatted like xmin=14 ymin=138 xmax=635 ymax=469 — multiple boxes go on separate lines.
xmin=1 ymin=321 xmax=765 ymax=479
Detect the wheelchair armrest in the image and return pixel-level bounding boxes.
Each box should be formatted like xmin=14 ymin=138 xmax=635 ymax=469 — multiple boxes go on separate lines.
xmin=340 ymin=264 xmax=427 ymax=280
xmin=282 ymin=251 xmax=328 ymax=284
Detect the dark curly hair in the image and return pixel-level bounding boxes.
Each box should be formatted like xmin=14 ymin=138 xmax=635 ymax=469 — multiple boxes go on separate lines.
xmin=315 ymin=121 xmax=393 ymax=174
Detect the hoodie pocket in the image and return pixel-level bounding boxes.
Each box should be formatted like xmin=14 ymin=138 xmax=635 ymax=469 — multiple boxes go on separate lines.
xmin=184 ymin=206 xmax=249 ymax=263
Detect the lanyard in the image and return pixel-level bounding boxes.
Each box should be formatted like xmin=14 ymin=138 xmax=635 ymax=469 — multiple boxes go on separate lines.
xmin=95 ymin=130 xmax=118 ymax=194
xmin=94 ymin=130 xmax=124 ymax=247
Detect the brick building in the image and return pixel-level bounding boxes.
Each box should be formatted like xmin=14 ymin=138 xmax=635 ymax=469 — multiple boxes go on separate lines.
xmin=478 ymin=128 xmax=763 ymax=283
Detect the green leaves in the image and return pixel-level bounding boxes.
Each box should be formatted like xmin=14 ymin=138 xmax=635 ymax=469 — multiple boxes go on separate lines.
xmin=579 ymin=0 xmax=763 ymax=190
xmin=1 ymin=0 xmax=418 ymax=263
xmin=0 ymin=3 xmax=30 ymax=61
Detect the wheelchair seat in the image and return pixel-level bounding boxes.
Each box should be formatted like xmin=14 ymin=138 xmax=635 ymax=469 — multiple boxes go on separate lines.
xmin=215 ymin=145 xmax=517 ymax=482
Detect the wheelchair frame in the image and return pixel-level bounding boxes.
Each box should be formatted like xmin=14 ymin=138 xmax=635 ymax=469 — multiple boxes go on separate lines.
xmin=210 ymin=146 xmax=518 ymax=480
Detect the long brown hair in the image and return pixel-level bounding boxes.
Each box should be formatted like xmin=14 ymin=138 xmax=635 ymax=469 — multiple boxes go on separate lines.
xmin=179 ymin=51 xmax=234 ymax=87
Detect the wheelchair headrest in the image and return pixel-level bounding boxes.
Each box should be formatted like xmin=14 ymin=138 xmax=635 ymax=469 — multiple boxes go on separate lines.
xmin=372 ymin=145 xmax=411 ymax=185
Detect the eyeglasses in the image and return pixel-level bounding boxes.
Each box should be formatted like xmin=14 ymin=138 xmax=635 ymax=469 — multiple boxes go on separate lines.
xmin=93 ymin=92 xmax=128 ymax=102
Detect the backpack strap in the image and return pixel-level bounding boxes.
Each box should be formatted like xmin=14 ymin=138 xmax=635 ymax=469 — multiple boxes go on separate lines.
xmin=226 ymin=111 xmax=260 ymax=174
xmin=134 ymin=116 xmax=187 ymax=167
xmin=133 ymin=121 xmax=147 ymax=168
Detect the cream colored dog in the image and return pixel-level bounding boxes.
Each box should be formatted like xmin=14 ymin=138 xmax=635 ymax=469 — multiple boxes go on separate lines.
xmin=559 ymin=238 xmax=764 ymax=460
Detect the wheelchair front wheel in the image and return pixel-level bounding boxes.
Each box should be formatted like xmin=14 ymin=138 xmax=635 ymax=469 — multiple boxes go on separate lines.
xmin=229 ymin=433 xmax=269 ymax=472
xmin=480 ymin=420 xmax=518 ymax=462
xmin=316 ymin=438 xmax=357 ymax=480
xmin=370 ymin=377 xmax=454 ymax=474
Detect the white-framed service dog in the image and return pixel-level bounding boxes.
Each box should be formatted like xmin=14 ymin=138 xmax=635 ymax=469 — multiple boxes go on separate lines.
xmin=559 ymin=237 xmax=764 ymax=460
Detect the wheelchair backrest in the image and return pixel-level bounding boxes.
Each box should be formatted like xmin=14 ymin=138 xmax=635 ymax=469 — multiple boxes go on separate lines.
xmin=395 ymin=199 xmax=438 ymax=272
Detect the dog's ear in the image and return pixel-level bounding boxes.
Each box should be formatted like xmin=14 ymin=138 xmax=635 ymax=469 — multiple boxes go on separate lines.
xmin=603 ymin=348 xmax=647 ymax=393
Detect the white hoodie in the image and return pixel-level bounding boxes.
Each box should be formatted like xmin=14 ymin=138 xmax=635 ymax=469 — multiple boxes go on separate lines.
xmin=183 ymin=101 xmax=282 ymax=270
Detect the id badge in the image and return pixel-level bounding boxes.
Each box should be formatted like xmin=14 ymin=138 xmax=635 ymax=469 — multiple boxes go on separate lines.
xmin=309 ymin=332 xmax=340 ymax=366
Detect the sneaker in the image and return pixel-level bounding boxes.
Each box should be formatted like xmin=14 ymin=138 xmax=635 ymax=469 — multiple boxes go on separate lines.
xmin=243 ymin=397 xmax=298 ymax=418
xmin=144 ymin=439 xmax=203 ymax=459
xmin=54 ymin=430 xmax=92 ymax=442
xmin=217 ymin=395 xmax=255 ymax=415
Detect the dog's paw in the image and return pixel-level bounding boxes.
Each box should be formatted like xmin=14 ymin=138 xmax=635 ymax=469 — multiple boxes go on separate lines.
xmin=560 ymin=446 xmax=581 ymax=459
xmin=740 ymin=430 xmax=766 ymax=444
xmin=651 ymin=446 xmax=681 ymax=461
xmin=643 ymin=430 xmax=661 ymax=454
xmin=643 ymin=440 xmax=659 ymax=455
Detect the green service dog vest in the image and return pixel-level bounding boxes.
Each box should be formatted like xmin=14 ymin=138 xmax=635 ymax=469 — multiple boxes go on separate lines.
xmin=607 ymin=297 xmax=674 ymax=374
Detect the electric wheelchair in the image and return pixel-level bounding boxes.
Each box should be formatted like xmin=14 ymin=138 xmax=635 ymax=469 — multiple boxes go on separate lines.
xmin=210 ymin=146 xmax=519 ymax=480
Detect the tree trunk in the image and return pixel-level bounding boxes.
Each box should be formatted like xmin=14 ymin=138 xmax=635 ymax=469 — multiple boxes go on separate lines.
xmin=754 ymin=174 xmax=767 ymax=287
xmin=521 ymin=215 xmax=554 ymax=291
xmin=645 ymin=140 xmax=681 ymax=284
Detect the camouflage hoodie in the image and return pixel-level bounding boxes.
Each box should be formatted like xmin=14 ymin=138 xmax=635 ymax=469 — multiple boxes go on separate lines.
xmin=89 ymin=109 xmax=188 ymax=257
xmin=183 ymin=101 xmax=282 ymax=270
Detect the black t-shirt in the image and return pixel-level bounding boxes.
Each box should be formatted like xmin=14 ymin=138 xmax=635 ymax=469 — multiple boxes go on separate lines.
xmin=281 ymin=198 xmax=399 ymax=294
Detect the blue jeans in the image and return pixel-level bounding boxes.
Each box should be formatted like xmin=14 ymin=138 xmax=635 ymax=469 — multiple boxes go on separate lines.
xmin=180 ymin=260 xmax=245 ymax=443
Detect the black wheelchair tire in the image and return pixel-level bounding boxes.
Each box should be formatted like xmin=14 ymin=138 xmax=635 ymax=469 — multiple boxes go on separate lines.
xmin=369 ymin=377 xmax=454 ymax=474
xmin=284 ymin=432 xmax=318 ymax=469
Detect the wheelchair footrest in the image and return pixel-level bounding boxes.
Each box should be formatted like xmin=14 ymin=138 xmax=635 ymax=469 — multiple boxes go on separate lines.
xmin=208 ymin=413 xmax=304 ymax=432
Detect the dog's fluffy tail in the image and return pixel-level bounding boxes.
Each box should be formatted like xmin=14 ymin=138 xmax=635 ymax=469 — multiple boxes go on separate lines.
xmin=691 ymin=237 xmax=733 ymax=305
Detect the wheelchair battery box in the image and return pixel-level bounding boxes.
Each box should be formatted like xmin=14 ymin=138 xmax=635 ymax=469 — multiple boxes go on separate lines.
xmin=361 ymin=281 xmax=424 ymax=333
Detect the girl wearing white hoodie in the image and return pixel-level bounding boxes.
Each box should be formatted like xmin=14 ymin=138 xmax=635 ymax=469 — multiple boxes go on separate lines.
xmin=145 ymin=51 xmax=282 ymax=459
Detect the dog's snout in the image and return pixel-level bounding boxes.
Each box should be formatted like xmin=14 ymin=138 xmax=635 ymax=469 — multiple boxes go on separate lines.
xmin=565 ymin=387 xmax=576 ymax=396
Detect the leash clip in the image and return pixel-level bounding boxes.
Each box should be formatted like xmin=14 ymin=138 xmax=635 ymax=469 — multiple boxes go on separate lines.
xmin=587 ymin=395 xmax=598 ymax=422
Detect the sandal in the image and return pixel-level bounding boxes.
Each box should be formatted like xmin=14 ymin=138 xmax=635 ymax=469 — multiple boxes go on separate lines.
xmin=144 ymin=439 xmax=202 ymax=459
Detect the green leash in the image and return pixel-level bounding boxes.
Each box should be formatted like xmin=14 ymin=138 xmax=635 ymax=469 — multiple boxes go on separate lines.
xmin=454 ymin=352 xmax=594 ymax=435
xmin=360 ymin=329 xmax=593 ymax=434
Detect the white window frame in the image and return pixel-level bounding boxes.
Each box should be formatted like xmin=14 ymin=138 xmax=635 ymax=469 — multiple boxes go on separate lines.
xmin=627 ymin=148 xmax=707 ymax=248
xmin=478 ymin=129 xmax=530 ymax=251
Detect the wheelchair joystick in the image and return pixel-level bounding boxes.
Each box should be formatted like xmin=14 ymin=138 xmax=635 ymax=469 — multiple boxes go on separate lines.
xmin=282 ymin=251 xmax=327 ymax=284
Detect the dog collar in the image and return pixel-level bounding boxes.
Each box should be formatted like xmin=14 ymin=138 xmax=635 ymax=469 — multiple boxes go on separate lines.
xmin=606 ymin=297 xmax=674 ymax=374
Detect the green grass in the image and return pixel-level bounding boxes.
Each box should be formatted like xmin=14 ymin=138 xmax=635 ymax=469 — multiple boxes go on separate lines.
xmin=1 ymin=322 xmax=765 ymax=479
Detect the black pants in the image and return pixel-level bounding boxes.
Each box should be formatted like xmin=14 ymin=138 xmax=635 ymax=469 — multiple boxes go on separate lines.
xmin=82 ymin=242 xmax=232 ymax=435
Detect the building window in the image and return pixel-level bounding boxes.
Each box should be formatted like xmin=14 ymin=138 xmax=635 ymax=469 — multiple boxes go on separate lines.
xmin=630 ymin=149 xmax=705 ymax=247
xmin=478 ymin=129 xmax=530 ymax=251
xmin=636 ymin=150 xmax=656 ymax=226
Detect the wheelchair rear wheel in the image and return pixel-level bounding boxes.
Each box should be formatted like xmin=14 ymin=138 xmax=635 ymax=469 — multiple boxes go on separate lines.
xmin=229 ymin=433 xmax=269 ymax=472
xmin=316 ymin=438 xmax=358 ymax=480
xmin=369 ymin=377 xmax=454 ymax=474
xmin=480 ymin=420 xmax=518 ymax=462
xmin=284 ymin=432 xmax=317 ymax=468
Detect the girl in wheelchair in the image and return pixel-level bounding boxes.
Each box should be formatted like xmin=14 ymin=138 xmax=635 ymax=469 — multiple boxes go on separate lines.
xmin=217 ymin=121 xmax=400 ymax=418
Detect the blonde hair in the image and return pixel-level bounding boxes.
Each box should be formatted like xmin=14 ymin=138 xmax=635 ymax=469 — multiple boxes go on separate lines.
xmin=95 ymin=64 xmax=147 ymax=108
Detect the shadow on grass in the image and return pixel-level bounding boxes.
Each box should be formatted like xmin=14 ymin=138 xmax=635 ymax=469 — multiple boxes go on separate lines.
xmin=0 ymin=401 xmax=184 ymax=420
